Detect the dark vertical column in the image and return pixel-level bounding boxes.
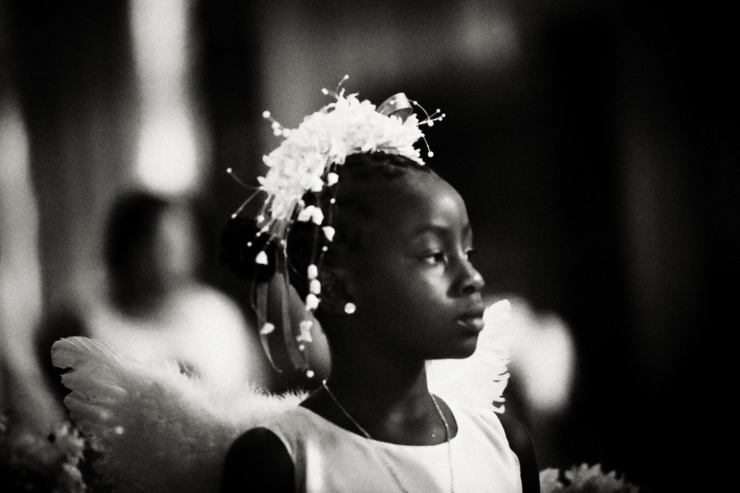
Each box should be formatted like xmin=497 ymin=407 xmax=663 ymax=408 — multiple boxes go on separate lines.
xmin=626 ymin=2 xmax=739 ymax=491
xmin=193 ymin=0 xmax=262 ymax=293
xmin=536 ymin=14 xmax=633 ymax=475
xmin=193 ymin=1 xmax=292 ymax=390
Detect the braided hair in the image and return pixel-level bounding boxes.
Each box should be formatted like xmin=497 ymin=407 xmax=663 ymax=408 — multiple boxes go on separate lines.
xmin=220 ymin=152 xmax=434 ymax=317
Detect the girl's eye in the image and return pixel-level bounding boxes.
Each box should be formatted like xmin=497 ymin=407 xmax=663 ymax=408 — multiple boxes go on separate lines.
xmin=422 ymin=252 xmax=446 ymax=265
xmin=465 ymin=248 xmax=476 ymax=261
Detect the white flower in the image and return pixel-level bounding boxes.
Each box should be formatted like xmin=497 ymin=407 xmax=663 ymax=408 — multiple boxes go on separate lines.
xmin=297 ymin=205 xmax=315 ymax=222
xmin=539 ymin=463 xmax=643 ymax=493
xmin=255 ymin=90 xmax=426 ymax=223
xmin=296 ymin=205 xmax=324 ymax=225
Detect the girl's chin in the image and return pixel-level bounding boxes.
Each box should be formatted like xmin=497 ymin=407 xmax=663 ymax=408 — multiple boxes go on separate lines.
xmin=434 ymin=339 xmax=479 ymax=360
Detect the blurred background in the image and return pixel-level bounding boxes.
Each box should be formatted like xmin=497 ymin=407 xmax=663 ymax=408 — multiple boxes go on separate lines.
xmin=1 ymin=1 xmax=736 ymax=491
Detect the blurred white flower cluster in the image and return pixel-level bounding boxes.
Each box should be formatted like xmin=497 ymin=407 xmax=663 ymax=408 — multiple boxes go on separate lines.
xmin=540 ymin=463 xmax=645 ymax=493
xmin=0 ymin=413 xmax=88 ymax=493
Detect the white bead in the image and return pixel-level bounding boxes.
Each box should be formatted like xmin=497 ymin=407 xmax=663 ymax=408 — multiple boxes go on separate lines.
xmin=260 ymin=322 xmax=275 ymax=335
xmin=297 ymin=320 xmax=313 ymax=343
xmin=310 ymin=279 xmax=321 ymax=295
xmin=306 ymin=294 xmax=320 ymax=311
xmin=297 ymin=205 xmax=314 ymax=222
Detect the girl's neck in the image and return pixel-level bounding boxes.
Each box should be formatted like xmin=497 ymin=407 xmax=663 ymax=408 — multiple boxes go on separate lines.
xmin=309 ymin=353 xmax=454 ymax=445
xmin=326 ymin=353 xmax=428 ymax=405
xmin=322 ymin=318 xmax=429 ymax=401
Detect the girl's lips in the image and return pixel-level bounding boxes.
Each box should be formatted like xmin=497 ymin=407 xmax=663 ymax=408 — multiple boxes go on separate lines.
xmin=457 ymin=315 xmax=485 ymax=332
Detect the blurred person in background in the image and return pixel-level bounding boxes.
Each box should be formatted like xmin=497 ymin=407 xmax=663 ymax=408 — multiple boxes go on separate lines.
xmin=37 ymin=190 xmax=269 ymax=409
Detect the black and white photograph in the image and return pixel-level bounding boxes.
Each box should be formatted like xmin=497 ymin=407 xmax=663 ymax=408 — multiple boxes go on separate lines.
xmin=1 ymin=1 xmax=735 ymax=492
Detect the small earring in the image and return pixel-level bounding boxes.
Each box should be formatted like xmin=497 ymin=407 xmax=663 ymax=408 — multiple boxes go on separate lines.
xmin=344 ymin=302 xmax=356 ymax=315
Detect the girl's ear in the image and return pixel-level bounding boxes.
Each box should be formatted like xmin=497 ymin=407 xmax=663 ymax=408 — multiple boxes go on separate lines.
xmin=318 ymin=265 xmax=354 ymax=315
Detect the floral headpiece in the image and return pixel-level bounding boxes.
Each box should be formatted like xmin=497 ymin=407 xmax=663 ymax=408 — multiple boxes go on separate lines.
xmin=222 ymin=76 xmax=444 ymax=376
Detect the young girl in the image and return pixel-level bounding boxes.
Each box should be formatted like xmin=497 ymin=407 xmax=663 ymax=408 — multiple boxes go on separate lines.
xmin=219 ymin=85 xmax=540 ymax=493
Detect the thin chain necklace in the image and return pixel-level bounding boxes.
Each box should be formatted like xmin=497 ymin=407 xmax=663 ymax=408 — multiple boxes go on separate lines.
xmin=322 ymin=379 xmax=454 ymax=492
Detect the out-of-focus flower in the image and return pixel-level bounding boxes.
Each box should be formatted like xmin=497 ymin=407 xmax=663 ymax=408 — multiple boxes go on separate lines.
xmin=540 ymin=463 xmax=646 ymax=493
xmin=0 ymin=412 xmax=89 ymax=493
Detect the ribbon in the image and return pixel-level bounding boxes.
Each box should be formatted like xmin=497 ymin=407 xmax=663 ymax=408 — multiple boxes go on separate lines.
xmin=377 ymin=93 xmax=414 ymax=121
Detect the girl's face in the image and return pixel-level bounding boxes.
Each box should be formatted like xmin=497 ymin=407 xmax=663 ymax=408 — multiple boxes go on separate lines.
xmin=345 ymin=172 xmax=486 ymax=360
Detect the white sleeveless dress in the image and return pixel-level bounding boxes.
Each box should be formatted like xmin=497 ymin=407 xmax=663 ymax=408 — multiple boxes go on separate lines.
xmin=262 ymin=403 xmax=523 ymax=493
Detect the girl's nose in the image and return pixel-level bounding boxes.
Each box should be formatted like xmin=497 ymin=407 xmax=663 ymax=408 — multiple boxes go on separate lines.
xmin=461 ymin=264 xmax=485 ymax=295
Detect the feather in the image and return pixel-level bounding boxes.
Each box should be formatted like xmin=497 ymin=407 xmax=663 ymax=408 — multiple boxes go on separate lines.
xmin=427 ymin=299 xmax=514 ymax=410
xmin=51 ymin=336 xmax=304 ymax=493
xmin=50 ymin=300 xmax=513 ymax=491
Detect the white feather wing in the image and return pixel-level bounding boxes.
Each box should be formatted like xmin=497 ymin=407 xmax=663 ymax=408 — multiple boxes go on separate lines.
xmin=52 ymin=336 xmax=304 ymax=493
xmin=427 ymin=299 xmax=514 ymax=410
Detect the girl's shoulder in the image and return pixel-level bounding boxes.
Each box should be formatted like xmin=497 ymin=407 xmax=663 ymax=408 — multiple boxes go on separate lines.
xmin=445 ymin=401 xmax=506 ymax=434
xmin=261 ymin=405 xmax=360 ymax=447
xmin=494 ymin=411 xmax=541 ymax=493
xmin=221 ymin=406 xmax=347 ymax=493
xmin=221 ymin=427 xmax=295 ymax=493
xmin=449 ymin=404 xmax=540 ymax=493
xmin=448 ymin=403 xmax=528 ymax=447
xmin=495 ymin=411 xmax=532 ymax=452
